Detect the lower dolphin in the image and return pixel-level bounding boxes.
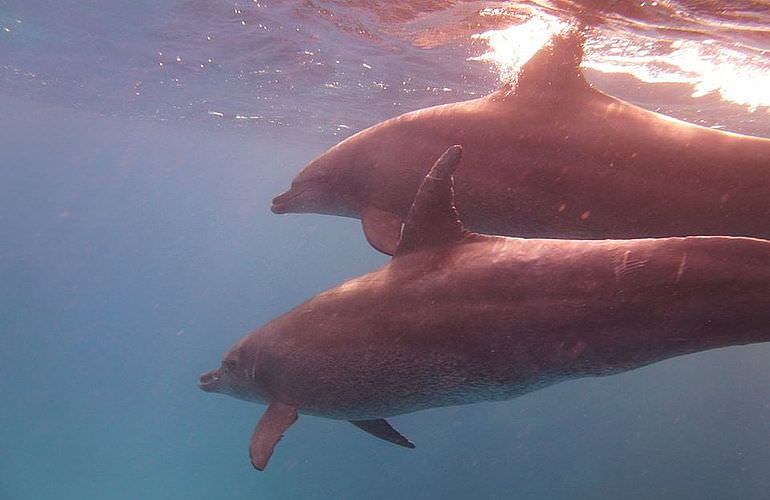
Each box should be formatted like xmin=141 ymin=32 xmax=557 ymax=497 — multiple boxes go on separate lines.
xmin=203 ymin=146 xmax=770 ymax=470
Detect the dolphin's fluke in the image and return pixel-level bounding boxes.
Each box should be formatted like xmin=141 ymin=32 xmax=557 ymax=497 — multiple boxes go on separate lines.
xmin=394 ymin=145 xmax=469 ymax=256
xmin=350 ymin=419 xmax=416 ymax=449
xmin=361 ymin=206 xmax=402 ymax=256
xmin=249 ymin=402 xmax=298 ymax=471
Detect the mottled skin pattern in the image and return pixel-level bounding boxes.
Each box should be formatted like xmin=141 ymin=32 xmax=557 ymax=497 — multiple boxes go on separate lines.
xmin=202 ymin=146 xmax=770 ymax=469
xmin=271 ymin=34 xmax=770 ymax=254
xmin=204 ymin=234 xmax=770 ymax=420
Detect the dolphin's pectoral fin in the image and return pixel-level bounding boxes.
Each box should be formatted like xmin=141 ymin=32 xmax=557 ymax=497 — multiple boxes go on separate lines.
xmin=350 ymin=419 xmax=416 ymax=449
xmin=361 ymin=207 xmax=402 ymax=256
xmin=249 ymin=401 xmax=298 ymax=471
xmin=394 ymin=145 xmax=470 ymax=257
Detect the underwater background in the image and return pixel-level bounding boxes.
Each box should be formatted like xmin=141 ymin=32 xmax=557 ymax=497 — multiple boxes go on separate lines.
xmin=2 ymin=1 xmax=770 ymax=498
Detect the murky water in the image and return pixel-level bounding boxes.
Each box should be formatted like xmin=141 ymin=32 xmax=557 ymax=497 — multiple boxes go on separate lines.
xmin=1 ymin=1 xmax=769 ymax=499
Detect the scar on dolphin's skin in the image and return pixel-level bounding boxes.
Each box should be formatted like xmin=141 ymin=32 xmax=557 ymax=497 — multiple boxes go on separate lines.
xmin=271 ymin=30 xmax=770 ymax=254
xmin=675 ymin=253 xmax=688 ymax=283
xmin=204 ymin=145 xmax=770 ymax=470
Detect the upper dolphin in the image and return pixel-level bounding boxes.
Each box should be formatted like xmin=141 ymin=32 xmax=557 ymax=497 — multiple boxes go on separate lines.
xmin=271 ymin=32 xmax=770 ymax=255
xmin=204 ymin=145 xmax=770 ymax=470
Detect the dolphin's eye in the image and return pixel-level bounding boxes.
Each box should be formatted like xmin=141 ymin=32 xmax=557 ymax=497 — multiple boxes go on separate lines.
xmin=223 ymin=359 xmax=237 ymax=372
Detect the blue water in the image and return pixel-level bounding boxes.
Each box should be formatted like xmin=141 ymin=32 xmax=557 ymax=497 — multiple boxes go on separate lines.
xmin=2 ymin=1 xmax=770 ymax=498
xmin=3 ymin=94 xmax=770 ymax=500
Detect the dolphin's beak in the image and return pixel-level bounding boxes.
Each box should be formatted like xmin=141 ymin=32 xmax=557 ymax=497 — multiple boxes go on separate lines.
xmin=271 ymin=187 xmax=306 ymax=214
xmin=198 ymin=368 xmax=223 ymax=392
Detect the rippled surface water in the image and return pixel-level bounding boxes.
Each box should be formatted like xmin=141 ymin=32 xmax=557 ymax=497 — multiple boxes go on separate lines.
xmin=3 ymin=0 xmax=769 ymax=132
xmin=1 ymin=1 xmax=769 ymax=499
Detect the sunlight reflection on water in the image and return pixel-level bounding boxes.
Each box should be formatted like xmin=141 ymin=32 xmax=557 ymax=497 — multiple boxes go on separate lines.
xmin=469 ymin=10 xmax=570 ymax=83
xmin=469 ymin=3 xmax=770 ymax=112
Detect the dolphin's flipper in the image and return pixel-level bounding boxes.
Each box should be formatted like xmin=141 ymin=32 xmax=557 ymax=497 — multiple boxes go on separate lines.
xmin=395 ymin=145 xmax=469 ymax=257
xmin=350 ymin=419 xmax=416 ymax=448
xmin=361 ymin=207 xmax=402 ymax=256
xmin=249 ymin=402 xmax=298 ymax=471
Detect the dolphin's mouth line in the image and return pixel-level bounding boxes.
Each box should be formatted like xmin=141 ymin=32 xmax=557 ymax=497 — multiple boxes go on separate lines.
xmin=271 ymin=187 xmax=308 ymax=213
xmin=270 ymin=202 xmax=290 ymax=214
xmin=199 ymin=369 xmax=222 ymax=390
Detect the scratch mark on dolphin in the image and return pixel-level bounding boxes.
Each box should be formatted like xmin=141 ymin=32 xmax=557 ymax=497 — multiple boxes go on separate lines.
xmin=676 ymin=253 xmax=688 ymax=283
xmin=614 ymin=250 xmax=649 ymax=281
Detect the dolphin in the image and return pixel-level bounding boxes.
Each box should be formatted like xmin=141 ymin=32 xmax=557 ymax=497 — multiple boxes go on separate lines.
xmin=271 ymin=32 xmax=770 ymax=255
xmin=202 ymin=145 xmax=770 ymax=470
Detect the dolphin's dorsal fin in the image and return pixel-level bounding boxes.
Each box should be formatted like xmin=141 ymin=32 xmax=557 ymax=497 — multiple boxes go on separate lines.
xmin=497 ymin=30 xmax=588 ymax=101
xmin=249 ymin=401 xmax=298 ymax=471
xmin=350 ymin=419 xmax=416 ymax=448
xmin=394 ymin=145 xmax=468 ymax=257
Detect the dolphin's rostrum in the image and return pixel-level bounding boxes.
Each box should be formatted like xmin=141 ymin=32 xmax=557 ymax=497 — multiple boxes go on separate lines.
xmin=203 ymin=146 xmax=770 ymax=470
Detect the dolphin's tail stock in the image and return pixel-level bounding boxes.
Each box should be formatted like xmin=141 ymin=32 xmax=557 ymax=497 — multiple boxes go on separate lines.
xmin=566 ymin=237 xmax=770 ymax=379
xmin=648 ymin=240 xmax=770 ymax=369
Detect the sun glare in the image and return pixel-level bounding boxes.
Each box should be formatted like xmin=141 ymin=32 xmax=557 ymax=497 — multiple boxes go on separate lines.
xmin=470 ymin=10 xmax=769 ymax=112
xmin=583 ymin=36 xmax=770 ymax=112
xmin=469 ymin=11 xmax=570 ymax=84
xmin=662 ymin=41 xmax=769 ymax=112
